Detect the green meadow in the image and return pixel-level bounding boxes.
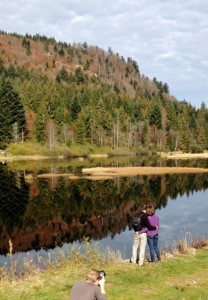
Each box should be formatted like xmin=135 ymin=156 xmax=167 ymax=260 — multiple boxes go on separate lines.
xmin=0 ymin=242 xmax=208 ymax=300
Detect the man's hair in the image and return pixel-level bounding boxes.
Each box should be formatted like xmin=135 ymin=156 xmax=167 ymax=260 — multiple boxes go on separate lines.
xmin=139 ymin=204 xmax=147 ymax=211
xmin=86 ymin=270 xmax=101 ymax=283
xmin=146 ymin=204 xmax=155 ymax=216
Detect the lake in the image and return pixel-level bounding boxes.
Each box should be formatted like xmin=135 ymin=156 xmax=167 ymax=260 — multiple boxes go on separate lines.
xmin=0 ymin=156 xmax=208 ymax=265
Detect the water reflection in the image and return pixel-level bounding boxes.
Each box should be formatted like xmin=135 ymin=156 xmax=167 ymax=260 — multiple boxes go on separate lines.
xmin=0 ymin=158 xmax=208 ymax=260
xmin=99 ymin=189 xmax=208 ymax=259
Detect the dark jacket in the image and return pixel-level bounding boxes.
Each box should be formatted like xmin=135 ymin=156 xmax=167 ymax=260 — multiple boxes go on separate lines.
xmin=140 ymin=211 xmax=156 ymax=231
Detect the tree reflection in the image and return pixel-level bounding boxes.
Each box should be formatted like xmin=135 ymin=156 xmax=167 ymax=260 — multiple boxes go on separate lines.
xmin=0 ymin=163 xmax=208 ymax=255
xmin=0 ymin=165 xmax=29 ymax=232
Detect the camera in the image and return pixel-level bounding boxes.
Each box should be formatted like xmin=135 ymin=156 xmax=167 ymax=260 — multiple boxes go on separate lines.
xmin=99 ymin=270 xmax=106 ymax=277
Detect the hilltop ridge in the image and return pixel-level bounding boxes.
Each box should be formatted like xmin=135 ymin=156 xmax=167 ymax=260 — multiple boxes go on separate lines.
xmin=0 ymin=30 xmax=170 ymax=99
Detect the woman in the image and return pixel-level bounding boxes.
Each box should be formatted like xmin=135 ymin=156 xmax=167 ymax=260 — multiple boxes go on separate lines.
xmin=146 ymin=205 xmax=161 ymax=263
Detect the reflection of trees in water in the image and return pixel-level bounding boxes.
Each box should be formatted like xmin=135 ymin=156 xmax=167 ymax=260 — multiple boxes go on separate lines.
xmin=1 ymin=165 xmax=208 ymax=254
xmin=0 ymin=165 xmax=29 ymax=234
xmin=165 ymin=159 xmax=208 ymax=169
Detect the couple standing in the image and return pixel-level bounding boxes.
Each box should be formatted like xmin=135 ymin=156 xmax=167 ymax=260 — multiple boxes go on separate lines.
xmin=131 ymin=204 xmax=161 ymax=266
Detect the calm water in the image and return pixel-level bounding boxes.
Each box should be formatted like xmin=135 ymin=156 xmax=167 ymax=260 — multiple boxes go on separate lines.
xmin=98 ymin=190 xmax=208 ymax=258
xmin=0 ymin=157 xmax=208 ymax=265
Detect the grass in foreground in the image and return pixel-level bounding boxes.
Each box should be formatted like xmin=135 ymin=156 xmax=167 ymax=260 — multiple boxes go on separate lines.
xmin=0 ymin=242 xmax=208 ymax=300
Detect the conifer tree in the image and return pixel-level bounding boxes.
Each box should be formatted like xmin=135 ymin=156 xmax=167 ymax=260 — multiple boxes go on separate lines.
xmin=0 ymin=77 xmax=25 ymax=148
xmin=149 ymin=104 xmax=162 ymax=146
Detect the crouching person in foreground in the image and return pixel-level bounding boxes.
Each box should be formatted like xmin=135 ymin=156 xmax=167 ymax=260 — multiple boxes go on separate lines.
xmin=70 ymin=269 xmax=107 ymax=300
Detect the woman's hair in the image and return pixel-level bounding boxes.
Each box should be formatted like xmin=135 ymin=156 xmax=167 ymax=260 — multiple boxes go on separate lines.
xmin=86 ymin=270 xmax=101 ymax=283
xmin=146 ymin=204 xmax=155 ymax=216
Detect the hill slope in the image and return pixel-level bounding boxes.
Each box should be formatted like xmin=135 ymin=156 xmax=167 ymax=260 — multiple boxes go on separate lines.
xmin=0 ymin=30 xmax=207 ymax=152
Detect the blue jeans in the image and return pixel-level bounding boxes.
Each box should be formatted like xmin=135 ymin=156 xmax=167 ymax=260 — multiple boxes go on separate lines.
xmin=147 ymin=234 xmax=161 ymax=262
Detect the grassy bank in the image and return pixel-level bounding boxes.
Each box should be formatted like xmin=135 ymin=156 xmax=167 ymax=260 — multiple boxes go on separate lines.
xmin=1 ymin=142 xmax=137 ymax=161
xmin=1 ymin=242 xmax=208 ymax=300
xmin=2 ymin=142 xmax=208 ymax=163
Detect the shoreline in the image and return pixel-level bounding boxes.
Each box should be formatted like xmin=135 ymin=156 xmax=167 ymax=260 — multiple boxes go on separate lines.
xmin=1 ymin=151 xmax=208 ymax=162
xmin=1 ymin=151 xmax=208 ymax=178
xmin=159 ymin=151 xmax=208 ymax=159
xmin=33 ymin=166 xmax=208 ymax=179
xmin=0 ymin=241 xmax=208 ymax=299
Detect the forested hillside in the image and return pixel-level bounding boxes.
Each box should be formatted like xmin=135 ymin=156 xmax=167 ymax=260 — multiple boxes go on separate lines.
xmin=0 ymin=30 xmax=207 ymax=152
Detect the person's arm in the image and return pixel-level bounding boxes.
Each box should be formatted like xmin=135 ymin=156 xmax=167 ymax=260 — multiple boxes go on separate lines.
xmin=142 ymin=214 xmax=156 ymax=230
xmin=95 ymin=277 xmax=107 ymax=300
xmin=137 ymin=227 xmax=148 ymax=234
xmin=157 ymin=216 xmax=160 ymax=231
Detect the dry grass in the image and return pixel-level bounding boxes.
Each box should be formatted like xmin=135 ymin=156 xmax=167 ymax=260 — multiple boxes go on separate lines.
xmin=82 ymin=166 xmax=208 ymax=177
xmin=21 ymin=166 xmax=208 ymax=179
xmin=159 ymin=151 xmax=208 ymax=159
xmin=36 ymin=173 xmax=73 ymax=178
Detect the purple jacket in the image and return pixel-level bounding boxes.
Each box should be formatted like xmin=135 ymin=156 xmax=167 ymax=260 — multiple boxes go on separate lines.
xmin=139 ymin=213 xmax=159 ymax=236
xmin=147 ymin=214 xmax=159 ymax=236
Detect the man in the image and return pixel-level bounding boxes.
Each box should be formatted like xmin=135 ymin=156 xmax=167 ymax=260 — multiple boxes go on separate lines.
xmin=70 ymin=269 xmax=107 ymax=300
xmin=131 ymin=204 xmax=157 ymax=266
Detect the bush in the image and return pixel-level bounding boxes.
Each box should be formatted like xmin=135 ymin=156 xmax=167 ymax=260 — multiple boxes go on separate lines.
xmin=190 ymin=145 xmax=204 ymax=153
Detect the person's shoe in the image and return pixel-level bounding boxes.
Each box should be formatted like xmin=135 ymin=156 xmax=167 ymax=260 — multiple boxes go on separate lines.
xmin=129 ymin=259 xmax=137 ymax=264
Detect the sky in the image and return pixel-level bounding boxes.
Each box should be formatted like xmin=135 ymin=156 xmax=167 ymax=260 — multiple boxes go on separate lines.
xmin=0 ymin=0 xmax=208 ymax=108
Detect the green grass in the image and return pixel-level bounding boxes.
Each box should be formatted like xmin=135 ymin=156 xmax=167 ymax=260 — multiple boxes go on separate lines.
xmin=1 ymin=245 xmax=208 ymax=300
xmin=5 ymin=142 xmax=135 ymax=157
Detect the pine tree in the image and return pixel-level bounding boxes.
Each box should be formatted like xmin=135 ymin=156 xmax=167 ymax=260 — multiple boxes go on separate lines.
xmin=0 ymin=77 xmax=25 ymax=148
xmin=35 ymin=109 xmax=46 ymax=143
xmin=149 ymin=104 xmax=162 ymax=146
xmin=149 ymin=105 xmax=162 ymax=129
xmin=0 ymin=57 xmax=5 ymax=75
